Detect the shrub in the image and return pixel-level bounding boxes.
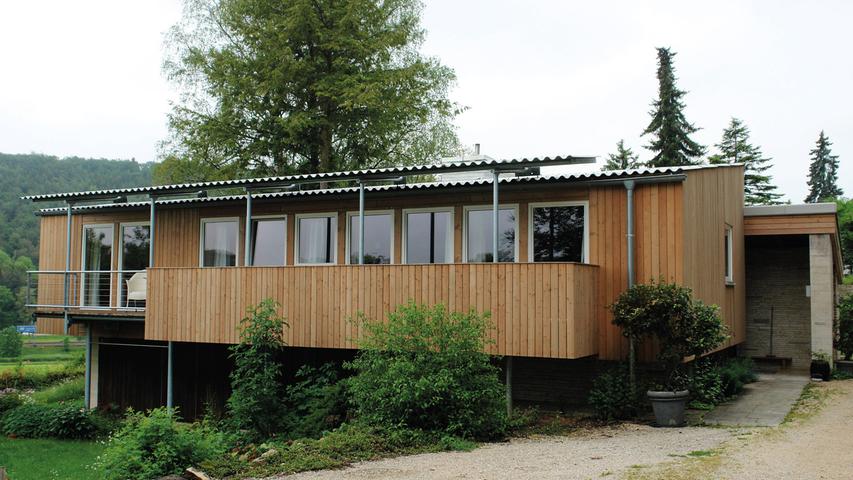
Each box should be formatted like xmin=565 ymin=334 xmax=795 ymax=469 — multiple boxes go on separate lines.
xmin=31 ymin=376 xmax=85 ymax=404
xmin=687 ymin=358 xmax=723 ymax=406
xmin=719 ymin=357 xmax=757 ymax=397
xmin=0 ymin=326 xmax=23 ymax=357
xmin=0 ymin=402 xmax=98 ymax=439
xmin=282 ymin=363 xmax=348 ymax=439
xmin=227 ymin=299 xmax=288 ymax=439
xmin=588 ymin=364 xmax=644 ymax=420
xmin=96 ymin=407 xmax=229 ymax=480
xmin=0 ymin=392 xmax=24 ymax=415
xmin=0 ymin=354 xmax=85 ymax=390
xmin=347 ymin=302 xmax=506 ymax=439
xmin=838 ymin=294 xmax=853 ymax=360
xmin=611 ymin=280 xmax=728 ymax=391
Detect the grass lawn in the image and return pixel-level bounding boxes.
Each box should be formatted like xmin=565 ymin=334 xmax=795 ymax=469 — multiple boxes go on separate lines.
xmin=0 ymin=339 xmax=84 ymax=374
xmin=24 ymin=335 xmax=84 ymax=344
xmin=0 ymin=437 xmax=104 ymax=480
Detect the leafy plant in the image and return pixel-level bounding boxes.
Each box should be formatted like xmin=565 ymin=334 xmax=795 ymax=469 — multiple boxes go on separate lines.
xmin=0 ymin=326 xmax=23 ymax=357
xmin=838 ymin=294 xmax=853 ymax=360
xmin=347 ymin=302 xmax=506 ymax=439
xmin=282 ymin=363 xmax=348 ymax=439
xmin=588 ymin=364 xmax=644 ymax=420
xmin=0 ymin=403 xmax=99 ymax=439
xmin=96 ymin=407 xmax=229 ymax=480
xmin=227 ymin=298 xmax=288 ymax=438
xmin=719 ymin=357 xmax=757 ymax=397
xmin=687 ymin=358 xmax=723 ymax=406
xmin=611 ymin=280 xmax=728 ymax=391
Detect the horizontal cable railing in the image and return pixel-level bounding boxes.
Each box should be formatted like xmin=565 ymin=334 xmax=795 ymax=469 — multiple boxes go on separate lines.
xmin=26 ymin=270 xmax=147 ymax=312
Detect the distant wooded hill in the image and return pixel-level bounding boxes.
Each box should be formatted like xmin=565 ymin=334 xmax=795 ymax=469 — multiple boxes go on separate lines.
xmin=0 ymin=153 xmax=153 ymax=264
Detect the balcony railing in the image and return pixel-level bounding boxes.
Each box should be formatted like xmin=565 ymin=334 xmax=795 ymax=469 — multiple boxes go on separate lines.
xmin=145 ymin=263 xmax=600 ymax=359
xmin=27 ymin=270 xmax=147 ymax=312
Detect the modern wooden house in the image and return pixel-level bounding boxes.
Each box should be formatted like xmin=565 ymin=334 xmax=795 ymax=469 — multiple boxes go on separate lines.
xmin=24 ymin=158 xmax=787 ymax=415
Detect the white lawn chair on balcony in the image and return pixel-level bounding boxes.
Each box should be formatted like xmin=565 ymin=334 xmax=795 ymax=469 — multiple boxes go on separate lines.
xmin=125 ymin=272 xmax=147 ymax=308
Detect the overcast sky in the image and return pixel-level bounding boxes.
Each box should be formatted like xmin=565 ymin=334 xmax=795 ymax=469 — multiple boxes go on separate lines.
xmin=1 ymin=0 xmax=850 ymax=202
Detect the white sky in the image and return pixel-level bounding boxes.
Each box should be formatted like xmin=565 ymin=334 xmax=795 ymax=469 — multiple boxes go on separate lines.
xmin=1 ymin=0 xmax=851 ymax=203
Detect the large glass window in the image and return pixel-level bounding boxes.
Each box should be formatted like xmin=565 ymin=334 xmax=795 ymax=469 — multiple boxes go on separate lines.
xmin=404 ymin=210 xmax=452 ymax=264
xmin=297 ymin=214 xmax=337 ymax=264
xmin=348 ymin=213 xmax=392 ymax=264
xmin=251 ymin=218 xmax=287 ymax=266
xmin=724 ymin=225 xmax=733 ymax=283
xmin=82 ymin=225 xmax=113 ymax=307
xmin=530 ymin=204 xmax=586 ymax=262
xmin=201 ymin=219 xmax=238 ymax=267
xmin=120 ymin=224 xmax=150 ymax=306
xmin=465 ymin=207 xmax=516 ymax=262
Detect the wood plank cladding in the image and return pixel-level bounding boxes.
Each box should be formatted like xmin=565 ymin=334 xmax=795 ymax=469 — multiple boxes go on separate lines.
xmin=744 ymin=214 xmax=838 ymax=236
xmin=145 ymin=263 xmax=599 ymax=360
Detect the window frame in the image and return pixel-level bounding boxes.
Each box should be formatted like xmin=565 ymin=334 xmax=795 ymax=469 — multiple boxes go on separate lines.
xmin=117 ymin=221 xmax=151 ymax=307
xmin=462 ymin=204 xmax=520 ymax=263
xmin=724 ymin=224 xmax=734 ymax=285
xmin=80 ymin=223 xmax=116 ymax=308
xmin=199 ymin=217 xmax=240 ymax=268
xmin=248 ymin=215 xmax=288 ymax=266
xmin=294 ymin=212 xmax=338 ymax=265
xmin=345 ymin=210 xmax=395 ymax=265
xmin=401 ymin=206 xmax=455 ymax=264
xmin=527 ymin=201 xmax=590 ymax=263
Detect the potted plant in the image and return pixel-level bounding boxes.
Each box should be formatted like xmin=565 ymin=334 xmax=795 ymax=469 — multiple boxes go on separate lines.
xmin=611 ymin=280 xmax=727 ymax=427
xmin=810 ymin=351 xmax=831 ymax=381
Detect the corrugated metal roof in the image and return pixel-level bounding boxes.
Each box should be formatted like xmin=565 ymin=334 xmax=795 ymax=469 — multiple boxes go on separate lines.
xmin=35 ymin=164 xmax=729 ymax=216
xmin=22 ymin=156 xmax=595 ymax=202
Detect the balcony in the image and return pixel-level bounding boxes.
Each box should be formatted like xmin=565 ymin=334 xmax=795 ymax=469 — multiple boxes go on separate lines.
xmin=144 ymin=263 xmax=599 ymax=359
xmin=27 ymin=270 xmax=147 ymax=319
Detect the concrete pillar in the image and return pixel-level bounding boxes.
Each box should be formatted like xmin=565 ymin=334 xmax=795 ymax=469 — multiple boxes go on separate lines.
xmin=809 ymin=234 xmax=835 ymax=367
xmin=90 ymin=331 xmax=99 ymax=409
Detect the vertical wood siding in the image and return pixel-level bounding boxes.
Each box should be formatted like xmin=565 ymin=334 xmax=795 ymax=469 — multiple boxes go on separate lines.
xmin=144 ymin=263 xmax=599 ymax=359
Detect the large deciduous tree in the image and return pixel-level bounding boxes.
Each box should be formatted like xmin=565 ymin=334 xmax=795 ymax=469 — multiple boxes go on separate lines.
xmin=805 ymin=131 xmax=843 ymax=203
xmin=709 ymin=117 xmax=783 ymax=205
xmin=159 ymin=0 xmax=462 ymax=183
xmin=602 ymin=139 xmax=641 ymax=171
xmin=642 ymin=47 xmax=705 ymax=168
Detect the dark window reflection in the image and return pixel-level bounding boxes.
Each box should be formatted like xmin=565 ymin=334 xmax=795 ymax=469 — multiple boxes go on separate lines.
xmin=466 ymin=208 xmax=515 ymax=262
xmin=532 ymin=205 xmax=584 ymax=262
xmin=83 ymin=225 xmax=113 ymax=307
xmin=203 ymin=220 xmax=237 ymax=267
xmin=405 ymin=211 xmax=452 ymax=263
xmin=298 ymin=216 xmax=336 ymax=264
xmin=252 ymin=219 xmax=286 ymax=266
xmin=349 ymin=214 xmax=392 ymax=264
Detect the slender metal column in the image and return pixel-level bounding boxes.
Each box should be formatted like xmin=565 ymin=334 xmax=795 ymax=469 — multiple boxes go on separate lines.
xmin=148 ymin=197 xmax=156 ymax=267
xmin=63 ymin=203 xmax=72 ymax=333
xmin=505 ymin=356 xmax=513 ymax=417
xmin=358 ymin=181 xmax=365 ymax=265
xmin=84 ymin=325 xmax=92 ymax=409
xmin=244 ymin=189 xmax=253 ymax=266
xmin=166 ymin=341 xmax=174 ymax=410
xmin=492 ymin=171 xmax=500 ymax=263
xmin=624 ymin=180 xmax=636 ymax=390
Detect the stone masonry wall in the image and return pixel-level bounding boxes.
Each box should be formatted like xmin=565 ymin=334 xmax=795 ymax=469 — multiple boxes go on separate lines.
xmin=743 ymin=236 xmax=812 ymax=369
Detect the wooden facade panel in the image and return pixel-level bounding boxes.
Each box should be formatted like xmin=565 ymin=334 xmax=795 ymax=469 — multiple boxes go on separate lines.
xmin=744 ymin=214 xmax=837 ymax=236
xmin=682 ymin=166 xmax=746 ymax=348
xmin=144 ymin=263 xmax=599 ymax=359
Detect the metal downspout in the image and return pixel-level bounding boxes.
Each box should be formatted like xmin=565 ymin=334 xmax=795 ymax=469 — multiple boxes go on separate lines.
xmin=84 ymin=325 xmax=91 ymax=409
xmin=624 ymin=180 xmax=636 ymax=389
xmin=63 ymin=203 xmax=72 ymax=334
xmin=358 ymin=181 xmax=365 ymax=265
xmin=150 ymin=196 xmax=173 ymax=411
xmin=244 ymin=190 xmax=253 ymax=266
xmin=493 ymin=170 xmax=512 ymax=416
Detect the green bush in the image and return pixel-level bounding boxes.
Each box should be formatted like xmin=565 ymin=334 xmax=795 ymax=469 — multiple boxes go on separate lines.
xmin=0 ymin=326 xmax=23 ymax=357
xmin=588 ymin=365 xmax=644 ymax=420
xmin=31 ymin=376 xmax=84 ymax=404
xmin=0 ymin=402 xmax=98 ymax=439
xmin=719 ymin=357 xmax=757 ymax=397
xmin=227 ymin=299 xmax=288 ymax=439
xmin=0 ymin=393 xmax=24 ymax=416
xmin=347 ymin=302 xmax=506 ymax=440
xmin=282 ymin=363 xmax=348 ymax=439
xmin=96 ymin=407 xmax=229 ymax=480
xmin=611 ymin=280 xmax=728 ymax=390
xmin=0 ymin=354 xmax=85 ymax=390
xmin=687 ymin=358 xmax=723 ymax=406
xmin=838 ymin=294 xmax=853 ymax=360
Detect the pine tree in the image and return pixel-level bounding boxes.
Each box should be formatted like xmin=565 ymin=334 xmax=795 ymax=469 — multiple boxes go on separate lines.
xmin=805 ymin=131 xmax=843 ymax=202
xmin=709 ymin=118 xmax=783 ymax=205
xmin=602 ymin=140 xmax=641 ymax=171
xmin=642 ymin=47 xmax=705 ymax=167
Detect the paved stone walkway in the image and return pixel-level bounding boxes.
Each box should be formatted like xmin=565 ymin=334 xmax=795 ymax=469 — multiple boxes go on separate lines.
xmin=702 ymin=372 xmax=809 ymax=426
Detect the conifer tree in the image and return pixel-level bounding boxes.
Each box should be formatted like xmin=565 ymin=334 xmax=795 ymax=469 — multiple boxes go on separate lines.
xmin=642 ymin=47 xmax=705 ymax=167
xmin=602 ymin=140 xmax=641 ymax=171
xmin=805 ymin=131 xmax=843 ymax=202
xmin=709 ymin=118 xmax=782 ymax=205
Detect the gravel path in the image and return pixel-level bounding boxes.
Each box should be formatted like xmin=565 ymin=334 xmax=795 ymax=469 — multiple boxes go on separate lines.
xmin=273 ymin=424 xmax=734 ymax=480
xmin=711 ymin=379 xmax=853 ymax=479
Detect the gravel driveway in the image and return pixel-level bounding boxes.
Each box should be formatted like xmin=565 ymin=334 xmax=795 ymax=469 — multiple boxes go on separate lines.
xmin=272 ymin=423 xmax=734 ymax=480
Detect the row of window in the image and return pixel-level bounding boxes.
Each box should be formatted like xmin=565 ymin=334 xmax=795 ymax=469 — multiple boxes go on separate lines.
xmin=201 ymin=203 xmax=589 ymax=267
